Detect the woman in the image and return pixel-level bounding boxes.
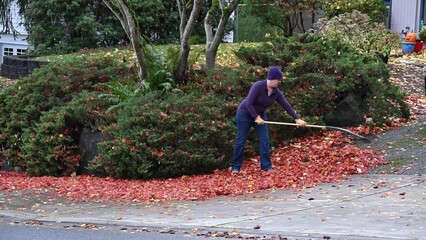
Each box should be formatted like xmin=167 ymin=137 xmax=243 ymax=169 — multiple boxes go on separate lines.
xmin=230 ymin=66 xmax=307 ymax=174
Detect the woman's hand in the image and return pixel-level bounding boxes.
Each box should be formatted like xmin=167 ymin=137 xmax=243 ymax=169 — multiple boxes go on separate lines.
xmin=295 ymin=118 xmax=307 ymax=127
xmin=255 ymin=115 xmax=265 ymax=125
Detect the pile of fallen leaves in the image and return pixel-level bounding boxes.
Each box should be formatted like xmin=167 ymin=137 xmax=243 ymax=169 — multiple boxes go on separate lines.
xmin=0 ymin=129 xmax=386 ymax=203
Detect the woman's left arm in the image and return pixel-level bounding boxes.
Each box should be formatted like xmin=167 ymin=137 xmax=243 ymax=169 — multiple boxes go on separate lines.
xmin=276 ymin=92 xmax=300 ymax=119
xmin=276 ymin=92 xmax=307 ymax=126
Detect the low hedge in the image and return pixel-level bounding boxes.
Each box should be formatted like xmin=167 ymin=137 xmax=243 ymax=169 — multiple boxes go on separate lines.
xmin=92 ymin=91 xmax=235 ymax=179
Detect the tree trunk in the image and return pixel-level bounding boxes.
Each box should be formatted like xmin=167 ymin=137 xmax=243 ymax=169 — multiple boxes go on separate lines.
xmin=175 ymin=0 xmax=203 ymax=83
xmin=204 ymin=0 xmax=240 ymax=70
xmin=103 ymin=0 xmax=147 ymax=83
xmin=176 ymin=0 xmax=187 ymax=41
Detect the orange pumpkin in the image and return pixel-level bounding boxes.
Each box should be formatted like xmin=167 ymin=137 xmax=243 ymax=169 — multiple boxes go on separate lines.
xmin=405 ymin=33 xmax=417 ymax=42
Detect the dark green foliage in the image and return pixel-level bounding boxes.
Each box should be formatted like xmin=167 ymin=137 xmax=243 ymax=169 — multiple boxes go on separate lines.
xmin=130 ymin=0 xmax=180 ymax=44
xmin=234 ymin=4 xmax=275 ymax=42
xmin=236 ymin=0 xmax=320 ymax=39
xmin=26 ymin=0 xmax=123 ymax=54
xmin=93 ymin=91 xmax=235 ymax=179
xmin=22 ymin=0 xmax=182 ymax=54
xmin=234 ymin=37 xmax=289 ymax=67
xmin=19 ymin=91 xmax=111 ymax=176
xmin=201 ymin=65 xmax=265 ymax=101
xmin=235 ymin=34 xmax=409 ymax=128
xmin=142 ymin=45 xmax=176 ymax=92
xmin=419 ymin=29 xmax=426 ymax=42
xmin=19 ymin=108 xmax=80 ymax=176
xmin=0 ymin=56 xmax=132 ymax=171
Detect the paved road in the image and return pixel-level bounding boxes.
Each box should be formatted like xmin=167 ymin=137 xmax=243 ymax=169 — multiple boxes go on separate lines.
xmin=1 ymin=174 xmax=425 ymax=240
xmin=0 ymin=220 xmax=205 ymax=240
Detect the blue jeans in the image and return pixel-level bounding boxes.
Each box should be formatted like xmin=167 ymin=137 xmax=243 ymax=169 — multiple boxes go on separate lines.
xmin=231 ymin=110 xmax=272 ymax=171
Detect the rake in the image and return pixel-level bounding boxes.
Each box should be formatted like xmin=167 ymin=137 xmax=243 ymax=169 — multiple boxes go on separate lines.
xmin=263 ymin=121 xmax=370 ymax=142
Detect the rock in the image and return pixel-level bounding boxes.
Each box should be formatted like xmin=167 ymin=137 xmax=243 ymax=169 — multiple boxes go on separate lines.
xmin=325 ymin=93 xmax=365 ymax=127
xmin=77 ymin=128 xmax=111 ymax=175
xmin=1 ymin=159 xmax=14 ymax=171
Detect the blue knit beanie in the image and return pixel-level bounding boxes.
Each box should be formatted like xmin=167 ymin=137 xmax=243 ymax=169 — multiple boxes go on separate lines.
xmin=267 ymin=66 xmax=283 ymax=80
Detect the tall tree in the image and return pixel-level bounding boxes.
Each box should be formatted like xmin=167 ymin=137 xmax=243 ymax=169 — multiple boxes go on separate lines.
xmin=175 ymin=0 xmax=203 ymax=83
xmin=6 ymin=0 xmax=126 ymax=54
xmin=129 ymin=0 xmax=180 ymax=44
xmin=103 ymin=0 xmax=147 ymax=82
xmin=243 ymin=0 xmax=319 ymax=37
xmin=204 ymin=0 xmax=239 ymax=69
xmin=25 ymin=0 xmax=107 ymax=54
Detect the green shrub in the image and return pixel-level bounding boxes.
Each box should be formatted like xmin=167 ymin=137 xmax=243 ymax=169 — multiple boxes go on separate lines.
xmin=18 ymin=91 xmax=113 ymax=176
xmin=234 ymin=36 xmax=289 ymax=67
xmin=419 ymin=29 xmax=426 ymax=42
xmin=201 ymin=66 xmax=265 ymax=100
xmin=234 ymin=4 xmax=276 ymax=42
xmin=320 ymin=0 xmax=389 ymax=23
xmin=93 ymin=90 xmax=235 ymax=179
xmin=0 ymin=56 xmax=132 ymax=169
xmin=19 ymin=108 xmax=80 ymax=177
xmin=235 ymin=33 xmax=409 ymax=129
xmin=312 ymin=10 xmax=401 ymax=62
xmin=142 ymin=45 xmax=176 ymax=92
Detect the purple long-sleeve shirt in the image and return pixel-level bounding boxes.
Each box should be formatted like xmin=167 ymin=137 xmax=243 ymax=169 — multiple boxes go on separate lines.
xmin=238 ymin=80 xmax=300 ymax=119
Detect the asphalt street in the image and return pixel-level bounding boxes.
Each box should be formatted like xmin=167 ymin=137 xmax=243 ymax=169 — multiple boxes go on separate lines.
xmin=1 ymin=174 xmax=425 ymax=240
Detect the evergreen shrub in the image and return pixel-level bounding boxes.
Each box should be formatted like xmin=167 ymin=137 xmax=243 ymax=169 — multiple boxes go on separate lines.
xmin=93 ymin=91 xmax=235 ymax=179
xmin=18 ymin=91 xmax=112 ymax=176
xmin=0 ymin=56 xmax=132 ymax=171
xmin=235 ymin=33 xmax=409 ymax=130
xmin=312 ymin=10 xmax=401 ymax=63
xmin=320 ymin=0 xmax=389 ymax=23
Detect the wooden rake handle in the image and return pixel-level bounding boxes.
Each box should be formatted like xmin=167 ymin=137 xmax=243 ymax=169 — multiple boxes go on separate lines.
xmin=263 ymin=121 xmax=370 ymax=142
xmin=263 ymin=121 xmax=326 ymax=129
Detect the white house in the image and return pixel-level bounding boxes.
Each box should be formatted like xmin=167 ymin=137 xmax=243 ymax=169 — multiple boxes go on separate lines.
xmin=0 ymin=1 xmax=31 ymax=64
xmin=389 ymin=0 xmax=426 ymax=36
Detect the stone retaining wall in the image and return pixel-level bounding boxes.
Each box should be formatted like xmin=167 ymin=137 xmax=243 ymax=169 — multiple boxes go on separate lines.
xmin=0 ymin=55 xmax=49 ymax=79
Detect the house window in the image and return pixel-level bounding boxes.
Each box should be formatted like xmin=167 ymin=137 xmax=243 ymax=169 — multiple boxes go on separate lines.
xmin=4 ymin=48 xmax=14 ymax=56
xmin=17 ymin=49 xmax=27 ymax=55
